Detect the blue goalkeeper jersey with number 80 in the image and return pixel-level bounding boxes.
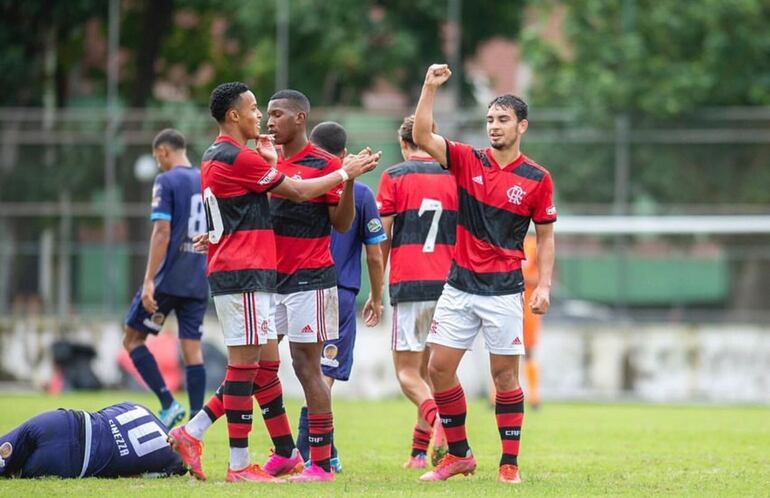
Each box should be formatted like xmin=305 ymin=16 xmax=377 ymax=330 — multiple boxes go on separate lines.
xmin=150 ymin=166 xmax=209 ymax=300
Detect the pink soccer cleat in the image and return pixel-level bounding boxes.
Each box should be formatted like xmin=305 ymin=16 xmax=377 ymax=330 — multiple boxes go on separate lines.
xmin=226 ymin=463 xmax=284 ymax=483
xmin=498 ymin=464 xmax=522 ymax=483
xmin=419 ymin=452 xmax=477 ymax=481
xmin=167 ymin=426 xmax=206 ymax=481
xmin=287 ymin=463 xmax=335 ymax=483
xmin=403 ymin=453 xmax=428 ymax=469
xmin=263 ymin=448 xmax=305 ymax=477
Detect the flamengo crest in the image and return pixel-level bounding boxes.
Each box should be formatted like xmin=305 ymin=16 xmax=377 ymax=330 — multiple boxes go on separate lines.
xmin=507 ymin=185 xmax=526 ymax=205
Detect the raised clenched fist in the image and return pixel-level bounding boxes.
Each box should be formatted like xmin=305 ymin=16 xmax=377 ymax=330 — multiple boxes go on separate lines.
xmin=424 ymin=64 xmax=452 ymax=88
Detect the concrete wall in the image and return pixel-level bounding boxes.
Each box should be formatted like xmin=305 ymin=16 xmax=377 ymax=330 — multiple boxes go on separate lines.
xmin=1 ymin=315 xmax=768 ymax=403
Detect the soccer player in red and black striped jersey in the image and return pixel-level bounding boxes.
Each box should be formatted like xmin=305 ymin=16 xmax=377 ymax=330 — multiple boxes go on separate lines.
xmin=166 ymin=82 xmax=379 ymax=483
xmin=377 ymin=115 xmax=457 ymax=469
xmin=261 ymin=89 xmax=361 ymax=482
xmin=413 ymin=65 xmax=557 ymax=484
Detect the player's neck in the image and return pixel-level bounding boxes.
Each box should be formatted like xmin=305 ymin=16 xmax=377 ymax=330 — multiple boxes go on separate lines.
xmin=281 ymin=133 xmax=308 ymax=159
xmin=168 ymin=153 xmax=191 ymax=169
xmin=490 ymin=144 xmax=522 ymax=169
xmin=218 ymin=126 xmax=249 ymax=147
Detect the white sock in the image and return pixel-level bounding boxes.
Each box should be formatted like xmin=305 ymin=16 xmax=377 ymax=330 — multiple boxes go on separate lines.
xmin=185 ymin=410 xmax=212 ymax=441
xmin=229 ymin=447 xmax=250 ymax=471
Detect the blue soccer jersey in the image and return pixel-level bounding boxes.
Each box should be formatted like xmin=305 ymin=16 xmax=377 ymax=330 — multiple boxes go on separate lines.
xmin=331 ymin=181 xmax=387 ymax=293
xmin=0 ymin=403 xmax=183 ymax=479
xmin=85 ymin=402 xmax=183 ymax=477
xmin=150 ymin=166 xmax=208 ymax=300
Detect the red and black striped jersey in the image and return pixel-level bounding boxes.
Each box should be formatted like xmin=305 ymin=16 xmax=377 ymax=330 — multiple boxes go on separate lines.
xmin=444 ymin=140 xmax=557 ymax=296
xmin=377 ymin=157 xmax=458 ymax=303
xmin=200 ymin=135 xmax=285 ymax=295
xmin=270 ymin=142 xmax=343 ymax=294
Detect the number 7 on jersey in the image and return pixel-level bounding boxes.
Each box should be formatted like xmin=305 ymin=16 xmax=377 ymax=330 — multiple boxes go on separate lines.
xmin=418 ymin=198 xmax=443 ymax=253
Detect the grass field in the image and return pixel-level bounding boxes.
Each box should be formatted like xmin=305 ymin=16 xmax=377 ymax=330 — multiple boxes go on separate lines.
xmin=0 ymin=392 xmax=768 ymax=497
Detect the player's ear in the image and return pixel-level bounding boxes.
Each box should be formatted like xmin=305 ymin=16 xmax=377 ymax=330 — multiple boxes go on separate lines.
xmin=296 ymin=111 xmax=306 ymax=126
xmin=227 ymin=107 xmax=239 ymax=124
xmin=518 ymin=118 xmax=529 ymax=134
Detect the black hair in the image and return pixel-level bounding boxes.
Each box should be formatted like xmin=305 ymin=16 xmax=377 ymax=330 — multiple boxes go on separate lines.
xmin=152 ymin=128 xmax=186 ymax=150
xmin=269 ymin=89 xmax=310 ymax=115
xmin=398 ymin=114 xmax=435 ymax=149
xmin=488 ymin=94 xmax=528 ymax=121
xmin=210 ymin=82 xmax=250 ymax=123
xmin=310 ymin=121 xmax=347 ymax=156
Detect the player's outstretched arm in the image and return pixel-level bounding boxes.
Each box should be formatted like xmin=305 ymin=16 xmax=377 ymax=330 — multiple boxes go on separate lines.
xmin=530 ymin=223 xmax=555 ymax=315
xmin=414 ymin=64 xmax=452 ymax=167
xmin=273 ymin=150 xmax=381 ymax=203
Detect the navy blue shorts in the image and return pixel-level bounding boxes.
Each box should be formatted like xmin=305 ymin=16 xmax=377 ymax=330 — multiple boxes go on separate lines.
xmin=321 ymin=287 xmax=357 ymax=381
xmin=125 ymin=290 xmax=207 ymax=340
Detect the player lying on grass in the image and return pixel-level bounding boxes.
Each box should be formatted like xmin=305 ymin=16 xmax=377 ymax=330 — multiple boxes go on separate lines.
xmin=0 ymin=402 xmax=185 ymax=479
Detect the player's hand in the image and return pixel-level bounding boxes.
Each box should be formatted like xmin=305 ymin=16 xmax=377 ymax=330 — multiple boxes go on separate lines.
xmin=141 ymin=281 xmax=158 ymax=314
xmin=424 ymin=64 xmax=452 ymax=88
xmin=256 ymin=134 xmax=278 ymax=166
xmin=362 ymin=293 xmax=383 ymax=327
xmin=529 ymin=286 xmax=551 ymax=315
xmin=192 ymin=233 xmax=209 ymax=254
xmin=342 ymin=149 xmax=381 ymax=179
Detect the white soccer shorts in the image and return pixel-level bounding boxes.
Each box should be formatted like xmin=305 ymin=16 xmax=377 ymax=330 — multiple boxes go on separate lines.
xmin=391 ymin=300 xmax=438 ymax=352
xmin=213 ymin=291 xmax=276 ymax=346
xmin=274 ymin=286 xmax=339 ymax=343
xmin=426 ymin=284 xmax=525 ymax=355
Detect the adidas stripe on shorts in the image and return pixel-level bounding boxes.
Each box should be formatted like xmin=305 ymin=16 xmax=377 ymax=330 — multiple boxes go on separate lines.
xmin=274 ymin=286 xmax=339 ymax=343
xmin=427 ymin=283 xmax=525 ymax=355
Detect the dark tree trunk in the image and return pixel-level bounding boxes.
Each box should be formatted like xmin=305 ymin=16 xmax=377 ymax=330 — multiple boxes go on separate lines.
xmin=130 ymin=0 xmax=174 ymax=107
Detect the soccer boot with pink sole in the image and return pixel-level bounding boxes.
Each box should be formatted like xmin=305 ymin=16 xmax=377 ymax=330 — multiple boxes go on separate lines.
xmin=419 ymin=451 xmax=477 ymax=481
xmin=430 ymin=421 xmax=448 ymax=466
xmin=288 ymin=463 xmax=335 ymax=482
xmin=403 ymin=453 xmax=428 ymax=469
xmin=263 ymin=448 xmax=305 ymax=477
xmin=226 ymin=463 xmax=285 ymax=483
xmin=498 ymin=464 xmax=522 ymax=483
xmin=167 ymin=426 xmax=206 ymax=481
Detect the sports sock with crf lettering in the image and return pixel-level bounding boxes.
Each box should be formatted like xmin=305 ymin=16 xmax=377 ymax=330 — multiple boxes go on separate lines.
xmin=434 ymin=384 xmax=470 ymax=457
xmin=495 ymin=388 xmax=524 ymax=467
xmin=253 ymin=361 xmax=295 ymax=458
xmin=223 ymin=365 xmax=258 ymax=470
xmin=308 ymin=412 xmax=334 ymax=472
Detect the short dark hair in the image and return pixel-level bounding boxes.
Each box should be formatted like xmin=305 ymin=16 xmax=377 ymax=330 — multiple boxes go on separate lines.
xmin=398 ymin=114 xmax=435 ymax=149
xmin=210 ymin=82 xmax=250 ymax=123
xmin=269 ymin=89 xmax=310 ymax=115
xmin=488 ymin=94 xmax=528 ymax=121
xmin=152 ymin=128 xmax=186 ymax=150
xmin=310 ymin=121 xmax=347 ymax=156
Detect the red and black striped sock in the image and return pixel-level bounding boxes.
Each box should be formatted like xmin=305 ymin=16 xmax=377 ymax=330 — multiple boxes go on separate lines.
xmin=434 ymin=384 xmax=470 ymax=457
xmin=308 ymin=412 xmax=333 ymax=472
xmin=411 ymin=425 xmax=431 ymax=457
xmin=202 ymin=380 xmax=225 ymax=422
xmin=223 ymin=365 xmax=258 ymax=450
xmin=253 ymin=361 xmax=295 ymax=458
xmin=419 ymin=398 xmax=438 ymax=426
xmin=495 ymin=388 xmax=524 ymax=467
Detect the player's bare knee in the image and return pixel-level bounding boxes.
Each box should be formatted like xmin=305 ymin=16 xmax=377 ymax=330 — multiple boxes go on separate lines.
xmin=122 ymin=327 xmax=145 ymax=352
xmin=491 ymin=369 xmax=519 ymax=392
